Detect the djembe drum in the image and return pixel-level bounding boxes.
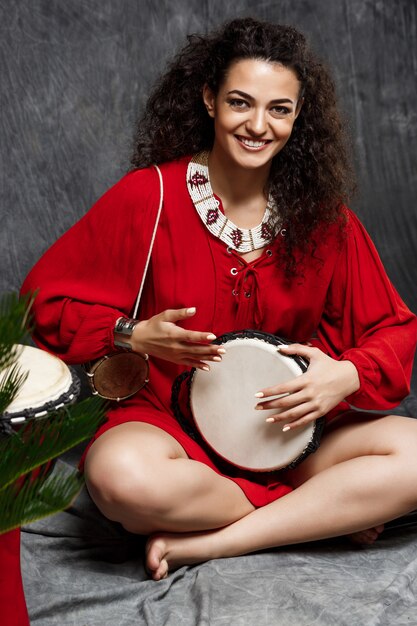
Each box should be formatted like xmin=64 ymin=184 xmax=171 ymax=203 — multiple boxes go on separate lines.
xmin=0 ymin=345 xmax=80 ymax=430
xmin=172 ymin=330 xmax=324 ymax=472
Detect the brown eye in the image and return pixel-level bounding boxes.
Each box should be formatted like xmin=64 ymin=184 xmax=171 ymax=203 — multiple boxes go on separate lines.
xmin=228 ymin=99 xmax=249 ymax=109
xmin=271 ymin=106 xmax=291 ymax=117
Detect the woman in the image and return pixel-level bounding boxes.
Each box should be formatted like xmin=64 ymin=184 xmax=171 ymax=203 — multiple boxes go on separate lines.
xmin=22 ymin=18 xmax=417 ymax=581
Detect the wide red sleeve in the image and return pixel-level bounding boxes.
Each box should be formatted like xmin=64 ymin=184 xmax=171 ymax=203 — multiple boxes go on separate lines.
xmin=315 ymin=209 xmax=417 ymax=409
xmin=20 ymin=167 xmax=161 ymax=364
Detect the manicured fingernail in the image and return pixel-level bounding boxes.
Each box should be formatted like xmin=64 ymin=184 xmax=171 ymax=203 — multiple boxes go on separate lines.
xmin=255 ymin=404 xmax=263 ymax=410
xmin=207 ymin=334 xmax=216 ymax=340
xmin=186 ymin=307 xmax=196 ymax=314
xmin=217 ymin=348 xmax=226 ymax=354
xmin=202 ymin=365 xmax=210 ymax=371
xmin=282 ymin=425 xmax=291 ymax=432
xmin=213 ymin=356 xmax=222 ymax=362
xmin=265 ymin=417 xmax=275 ymax=423
xmin=254 ymin=392 xmax=264 ymax=398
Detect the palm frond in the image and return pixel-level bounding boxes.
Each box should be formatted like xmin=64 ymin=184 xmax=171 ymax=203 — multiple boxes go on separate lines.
xmin=0 ymin=464 xmax=83 ymax=534
xmin=0 ymin=291 xmax=109 ymax=536
xmin=0 ymin=360 xmax=29 ymax=414
xmin=0 ymin=396 xmax=106 ymax=490
xmin=0 ymin=292 xmax=34 ymax=371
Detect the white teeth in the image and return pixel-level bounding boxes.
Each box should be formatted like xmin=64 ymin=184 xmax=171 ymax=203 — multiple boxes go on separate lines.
xmin=239 ymin=137 xmax=268 ymax=148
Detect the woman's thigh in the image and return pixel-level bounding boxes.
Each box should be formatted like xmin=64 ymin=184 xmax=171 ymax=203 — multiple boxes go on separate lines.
xmin=83 ymin=420 xmax=255 ymax=532
xmin=285 ymin=412 xmax=417 ymax=487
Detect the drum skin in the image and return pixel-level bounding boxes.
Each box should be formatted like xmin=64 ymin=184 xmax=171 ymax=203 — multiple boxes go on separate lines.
xmin=189 ymin=331 xmax=323 ymax=472
xmin=0 ymin=345 xmax=79 ymax=424
xmin=87 ymin=352 xmax=149 ymax=401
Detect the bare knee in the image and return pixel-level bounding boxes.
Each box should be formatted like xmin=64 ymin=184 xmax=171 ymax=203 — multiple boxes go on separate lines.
xmin=84 ymin=446 xmax=175 ymax=531
xmin=388 ymin=417 xmax=417 ymax=501
xmin=349 ymin=415 xmax=417 ymax=509
xmin=86 ymin=453 xmax=153 ymax=508
xmin=289 ymin=414 xmax=417 ymax=495
xmin=83 ymin=423 xmax=189 ymax=528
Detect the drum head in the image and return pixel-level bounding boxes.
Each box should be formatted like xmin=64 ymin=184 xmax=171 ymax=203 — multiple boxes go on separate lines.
xmin=0 ymin=345 xmax=77 ymax=421
xmin=91 ymin=352 xmax=149 ymax=401
xmin=190 ymin=335 xmax=315 ymax=472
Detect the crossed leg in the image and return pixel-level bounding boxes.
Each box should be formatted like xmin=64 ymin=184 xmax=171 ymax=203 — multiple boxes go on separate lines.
xmin=144 ymin=413 xmax=417 ymax=579
xmin=84 ymin=421 xmax=255 ymax=536
xmin=84 ymin=414 xmax=417 ymax=581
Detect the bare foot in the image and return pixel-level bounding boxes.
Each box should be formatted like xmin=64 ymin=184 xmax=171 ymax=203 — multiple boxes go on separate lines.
xmin=145 ymin=524 xmax=386 ymax=579
xmin=145 ymin=530 xmax=218 ymax=581
xmin=348 ymin=524 xmax=384 ymax=546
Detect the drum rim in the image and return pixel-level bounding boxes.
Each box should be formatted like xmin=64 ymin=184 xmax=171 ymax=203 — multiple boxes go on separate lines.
xmin=210 ymin=329 xmax=309 ymax=372
xmin=0 ymin=367 xmax=81 ymax=423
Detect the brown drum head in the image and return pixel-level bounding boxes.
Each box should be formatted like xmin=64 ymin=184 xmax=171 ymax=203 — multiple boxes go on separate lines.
xmin=91 ymin=352 xmax=149 ymax=401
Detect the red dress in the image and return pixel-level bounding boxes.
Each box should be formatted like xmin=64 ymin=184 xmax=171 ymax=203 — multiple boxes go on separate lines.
xmin=21 ymin=156 xmax=417 ymax=507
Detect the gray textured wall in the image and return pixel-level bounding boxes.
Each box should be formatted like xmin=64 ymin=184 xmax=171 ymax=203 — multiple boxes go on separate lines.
xmin=1 ymin=0 xmax=416 ymax=316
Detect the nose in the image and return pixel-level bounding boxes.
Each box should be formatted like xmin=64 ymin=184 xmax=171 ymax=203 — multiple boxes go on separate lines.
xmin=245 ymin=108 xmax=267 ymax=136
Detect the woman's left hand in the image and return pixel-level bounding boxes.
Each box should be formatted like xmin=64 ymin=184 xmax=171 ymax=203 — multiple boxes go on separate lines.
xmin=255 ymin=344 xmax=360 ymax=431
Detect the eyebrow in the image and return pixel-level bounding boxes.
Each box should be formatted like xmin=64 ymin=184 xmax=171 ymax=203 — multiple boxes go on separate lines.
xmin=226 ymin=89 xmax=295 ymax=105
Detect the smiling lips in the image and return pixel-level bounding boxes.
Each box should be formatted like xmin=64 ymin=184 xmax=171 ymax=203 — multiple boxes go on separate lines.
xmin=235 ymin=135 xmax=272 ymax=150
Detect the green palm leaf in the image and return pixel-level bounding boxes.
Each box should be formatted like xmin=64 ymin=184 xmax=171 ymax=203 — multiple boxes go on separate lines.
xmin=0 ymin=464 xmax=83 ymax=534
xmin=0 ymin=360 xmax=29 ymax=415
xmin=0 ymin=292 xmax=33 ymax=412
xmin=0 ymin=396 xmax=105 ymax=490
xmin=0 ymin=291 xmax=107 ymax=535
xmin=0 ymin=293 xmax=33 ymax=371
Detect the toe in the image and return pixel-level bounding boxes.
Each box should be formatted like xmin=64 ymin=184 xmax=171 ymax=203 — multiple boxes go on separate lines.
xmin=348 ymin=530 xmax=373 ymax=545
xmin=349 ymin=525 xmax=384 ymax=546
xmin=145 ymin=537 xmax=167 ymax=575
xmin=154 ymin=558 xmax=169 ymax=581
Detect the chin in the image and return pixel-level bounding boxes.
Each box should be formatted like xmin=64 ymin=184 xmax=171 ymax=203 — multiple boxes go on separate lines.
xmin=231 ymin=151 xmax=275 ymax=170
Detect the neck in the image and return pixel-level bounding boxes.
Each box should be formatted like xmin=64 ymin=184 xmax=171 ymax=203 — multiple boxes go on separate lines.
xmin=207 ymin=146 xmax=271 ymax=207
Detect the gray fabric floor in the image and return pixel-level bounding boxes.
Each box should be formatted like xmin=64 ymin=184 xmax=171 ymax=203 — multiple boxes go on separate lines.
xmin=21 ymin=473 xmax=417 ymax=625
xmin=21 ymin=402 xmax=417 ymax=626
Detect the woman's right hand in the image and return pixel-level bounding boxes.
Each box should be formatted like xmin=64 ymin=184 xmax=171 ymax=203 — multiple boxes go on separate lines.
xmin=127 ymin=307 xmax=224 ymax=370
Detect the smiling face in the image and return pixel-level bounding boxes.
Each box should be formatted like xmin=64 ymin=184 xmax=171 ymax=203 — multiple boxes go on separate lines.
xmin=203 ymin=58 xmax=303 ymax=172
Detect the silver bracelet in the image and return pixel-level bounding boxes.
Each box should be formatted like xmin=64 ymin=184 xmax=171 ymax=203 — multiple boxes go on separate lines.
xmin=114 ymin=317 xmax=138 ymax=351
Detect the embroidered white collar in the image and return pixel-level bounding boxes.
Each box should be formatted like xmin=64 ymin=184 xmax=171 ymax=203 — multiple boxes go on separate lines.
xmin=186 ymin=151 xmax=279 ymax=252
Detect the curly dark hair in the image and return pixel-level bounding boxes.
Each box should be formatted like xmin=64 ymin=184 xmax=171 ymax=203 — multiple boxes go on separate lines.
xmin=131 ymin=17 xmax=355 ymax=274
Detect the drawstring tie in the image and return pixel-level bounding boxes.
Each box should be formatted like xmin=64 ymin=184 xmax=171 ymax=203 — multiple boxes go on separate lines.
xmin=230 ymin=253 xmax=264 ymax=328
